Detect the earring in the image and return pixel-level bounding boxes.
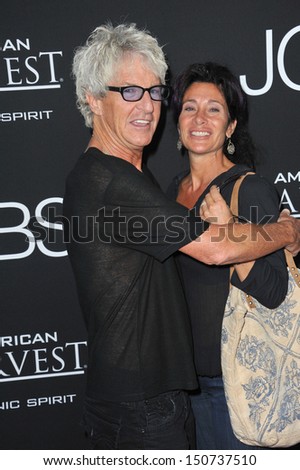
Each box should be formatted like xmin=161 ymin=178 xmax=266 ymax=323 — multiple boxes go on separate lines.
xmin=177 ymin=139 xmax=182 ymax=151
xmin=227 ymin=137 xmax=235 ymax=155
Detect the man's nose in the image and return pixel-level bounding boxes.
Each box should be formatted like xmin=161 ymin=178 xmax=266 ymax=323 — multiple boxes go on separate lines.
xmin=137 ymin=90 xmax=155 ymax=110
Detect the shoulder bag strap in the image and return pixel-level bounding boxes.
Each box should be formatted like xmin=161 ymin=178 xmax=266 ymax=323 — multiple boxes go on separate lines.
xmin=230 ymin=172 xmax=256 ymax=308
xmin=230 ymin=172 xmax=300 ymax=304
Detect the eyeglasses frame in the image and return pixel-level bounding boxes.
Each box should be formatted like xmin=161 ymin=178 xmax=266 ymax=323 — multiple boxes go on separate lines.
xmin=106 ymin=85 xmax=170 ymax=102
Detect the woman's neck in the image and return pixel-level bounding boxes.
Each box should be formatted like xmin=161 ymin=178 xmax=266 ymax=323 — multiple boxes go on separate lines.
xmin=177 ymin=152 xmax=234 ymax=208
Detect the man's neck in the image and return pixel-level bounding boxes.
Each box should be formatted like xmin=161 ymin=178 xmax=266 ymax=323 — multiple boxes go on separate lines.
xmin=88 ymin=133 xmax=143 ymax=171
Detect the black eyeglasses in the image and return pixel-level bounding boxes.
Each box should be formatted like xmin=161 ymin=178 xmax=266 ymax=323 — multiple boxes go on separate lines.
xmin=107 ymin=85 xmax=170 ymax=102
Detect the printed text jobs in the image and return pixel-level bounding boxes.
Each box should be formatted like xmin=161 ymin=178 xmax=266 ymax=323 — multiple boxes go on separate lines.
xmin=0 ymin=176 xmax=299 ymax=262
xmin=240 ymin=26 xmax=300 ymax=95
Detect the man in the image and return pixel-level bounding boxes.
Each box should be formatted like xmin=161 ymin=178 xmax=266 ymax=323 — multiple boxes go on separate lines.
xmin=63 ymin=23 xmax=300 ymax=450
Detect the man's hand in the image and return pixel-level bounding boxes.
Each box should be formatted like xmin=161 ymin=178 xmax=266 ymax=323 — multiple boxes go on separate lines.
xmin=278 ymin=209 xmax=300 ymax=256
xmin=200 ymin=185 xmax=233 ymax=224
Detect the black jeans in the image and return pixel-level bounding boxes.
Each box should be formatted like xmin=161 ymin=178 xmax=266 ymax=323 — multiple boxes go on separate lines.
xmin=83 ymin=390 xmax=195 ymax=450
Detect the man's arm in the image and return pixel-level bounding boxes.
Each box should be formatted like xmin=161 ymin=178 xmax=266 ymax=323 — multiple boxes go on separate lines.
xmin=180 ymin=186 xmax=300 ymax=265
xmin=180 ymin=216 xmax=299 ymax=265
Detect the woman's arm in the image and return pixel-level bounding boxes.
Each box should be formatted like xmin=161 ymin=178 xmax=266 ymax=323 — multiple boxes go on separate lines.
xmin=230 ymin=175 xmax=288 ymax=307
xmin=181 ymin=184 xmax=300 ymax=266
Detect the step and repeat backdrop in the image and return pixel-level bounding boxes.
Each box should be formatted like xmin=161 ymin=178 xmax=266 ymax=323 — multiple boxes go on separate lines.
xmin=1 ymin=0 xmax=299 ymax=449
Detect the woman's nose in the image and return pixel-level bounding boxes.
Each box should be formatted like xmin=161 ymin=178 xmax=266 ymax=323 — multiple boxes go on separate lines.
xmin=195 ymin=110 xmax=206 ymax=124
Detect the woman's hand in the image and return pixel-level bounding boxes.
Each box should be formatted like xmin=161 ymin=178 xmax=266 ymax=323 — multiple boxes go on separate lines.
xmin=199 ymin=185 xmax=233 ymax=224
xmin=278 ymin=209 xmax=300 ymax=256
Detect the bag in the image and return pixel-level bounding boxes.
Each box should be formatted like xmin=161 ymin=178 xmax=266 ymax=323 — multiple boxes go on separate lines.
xmin=221 ymin=174 xmax=300 ymax=448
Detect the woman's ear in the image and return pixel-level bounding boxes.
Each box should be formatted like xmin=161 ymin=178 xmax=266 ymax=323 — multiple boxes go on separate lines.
xmin=226 ymin=119 xmax=237 ymax=139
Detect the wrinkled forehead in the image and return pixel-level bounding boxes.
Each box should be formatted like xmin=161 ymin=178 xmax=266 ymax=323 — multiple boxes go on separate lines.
xmin=112 ymin=51 xmax=160 ymax=81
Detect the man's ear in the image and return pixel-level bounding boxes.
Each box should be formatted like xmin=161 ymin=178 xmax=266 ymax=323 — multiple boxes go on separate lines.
xmin=86 ymin=94 xmax=103 ymax=116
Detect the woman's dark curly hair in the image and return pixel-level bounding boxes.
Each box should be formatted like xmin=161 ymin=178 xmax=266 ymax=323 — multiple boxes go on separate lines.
xmin=172 ymin=62 xmax=256 ymax=168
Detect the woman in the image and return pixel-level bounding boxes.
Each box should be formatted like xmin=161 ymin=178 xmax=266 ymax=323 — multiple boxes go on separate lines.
xmin=168 ymin=62 xmax=288 ymax=449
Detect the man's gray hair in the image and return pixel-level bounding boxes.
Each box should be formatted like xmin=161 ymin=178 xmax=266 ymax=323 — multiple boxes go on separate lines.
xmin=72 ymin=23 xmax=168 ymax=128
